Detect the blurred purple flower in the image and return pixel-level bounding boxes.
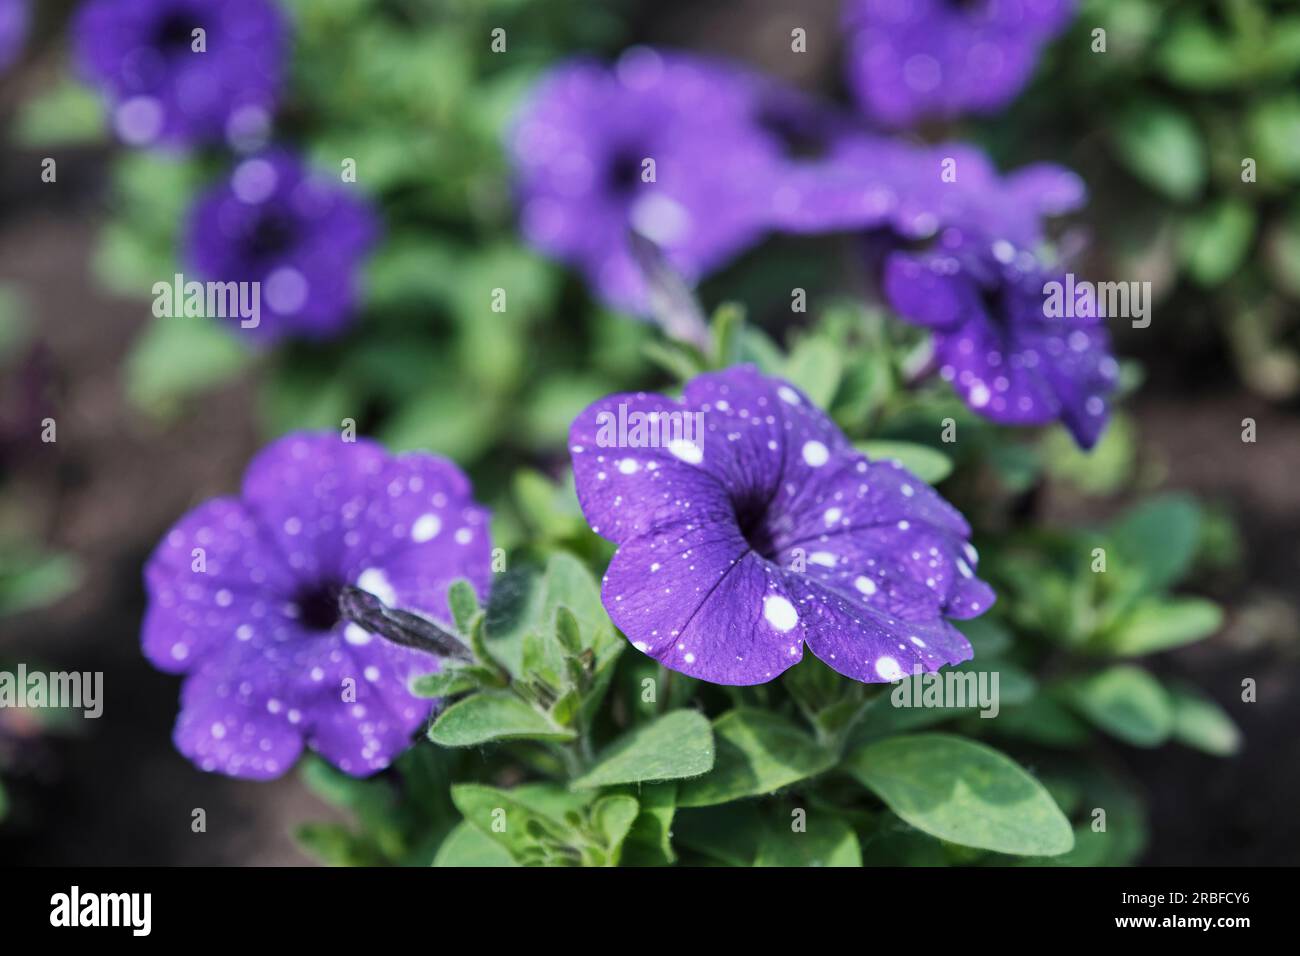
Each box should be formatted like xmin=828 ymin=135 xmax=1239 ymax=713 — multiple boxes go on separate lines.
xmin=843 ymin=0 xmax=1075 ymax=127
xmin=0 ymin=0 xmax=27 ymax=73
xmin=509 ymin=48 xmax=782 ymax=313
xmin=759 ymin=96 xmax=1086 ymax=247
xmin=569 ymin=366 xmax=993 ymax=685
xmin=884 ymin=228 xmax=1118 ymax=448
xmin=186 ymin=151 xmax=380 ymax=343
xmin=73 ymin=0 xmax=286 ymax=147
xmin=142 ymin=432 xmax=492 ymax=779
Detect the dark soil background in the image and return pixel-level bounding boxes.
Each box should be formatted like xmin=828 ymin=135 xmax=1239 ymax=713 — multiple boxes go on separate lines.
xmin=2 ymin=0 xmax=1298 ymax=865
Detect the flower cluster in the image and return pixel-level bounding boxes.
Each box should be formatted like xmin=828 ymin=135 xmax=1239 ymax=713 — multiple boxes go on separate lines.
xmin=142 ymin=433 xmax=492 ymax=779
xmin=509 ymin=45 xmax=1110 ymax=446
xmin=569 ymin=366 xmax=994 ymax=685
xmin=73 ymin=0 xmax=381 ymax=343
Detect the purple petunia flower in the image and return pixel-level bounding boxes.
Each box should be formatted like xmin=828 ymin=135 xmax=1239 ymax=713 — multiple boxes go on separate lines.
xmin=186 ymin=150 xmax=380 ymax=343
xmin=509 ymin=47 xmax=783 ymax=313
xmin=569 ymin=366 xmax=994 ymax=686
xmin=884 ymin=227 xmax=1118 ymax=448
xmin=842 ymin=0 xmax=1075 ymax=127
xmin=73 ymin=0 xmax=287 ymax=147
xmin=756 ymin=93 xmax=1086 ymax=248
xmin=0 ymin=0 xmax=27 ymax=73
xmin=142 ymin=432 xmax=492 ymax=779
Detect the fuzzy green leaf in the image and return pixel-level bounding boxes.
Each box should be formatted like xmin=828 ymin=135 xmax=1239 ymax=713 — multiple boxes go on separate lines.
xmin=571 ymin=710 xmax=714 ymax=788
xmin=428 ymin=690 xmax=575 ymax=746
xmin=678 ymin=709 xmax=836 ymax=808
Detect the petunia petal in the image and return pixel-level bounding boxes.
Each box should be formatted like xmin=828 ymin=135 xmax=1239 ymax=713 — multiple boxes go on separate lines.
xmin=143 ymin=497 xmax=299 ymax=673
xmin=173 ymin=658 xmax=303 ymax=780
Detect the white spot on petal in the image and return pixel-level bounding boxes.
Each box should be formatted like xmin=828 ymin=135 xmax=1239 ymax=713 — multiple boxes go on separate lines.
xmin=411 ymin=513 xmax=442 ymax=543
xmin=763 ymin=595 xmax=799 ymax=632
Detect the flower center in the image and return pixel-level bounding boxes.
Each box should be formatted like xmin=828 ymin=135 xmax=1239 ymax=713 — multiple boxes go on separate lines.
xmin=606 ymin=147 xmax=645 ymax=195
xmin=294 ymin=581 xmax=343 ymax=632
xmin=734 ymin=495 xmax=780 ymax=561
xmin=755 ymin=107 xmax=832 ymax=161
xmin=154 ymin=14 xmax=202 ymax=53
xmin=243 ymin=211 xmax=299 ymax=261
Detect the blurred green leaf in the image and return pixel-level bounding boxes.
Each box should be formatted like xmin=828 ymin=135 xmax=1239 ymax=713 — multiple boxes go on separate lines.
xmin=0 ymin=549 xmax=81 ymax=617
xmin=856 ymin=441 xmax=954 ymax=484
xmin=1179 ymin=201 xmax=1256 ymax=286
xmin=1111 ymin=103 xmax=1206 ymax=201
xmin=784 ymin=336 xmax=843 ymax=408
xmin=1065 ymin=665 xmax=1173 ymax=747
xmin=1109 ymin=493 xmax=1202 ymax=593
xmin=1156 ymin=16 xmax=1247 ymax=90
xmin=125 ymin=320 xmax=252 ymax=417
xmin=1249 ymin=95 xmax=1300 ymax=183
xmin=1168 ymin=684 xmax=1241 ymax=756
xmin=1108 ymin=597 xmax=1222 ymax=656
xmin=13 ymin=78 xmax=106 ymax=147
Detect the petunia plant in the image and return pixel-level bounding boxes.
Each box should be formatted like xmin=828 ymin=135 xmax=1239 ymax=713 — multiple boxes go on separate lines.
xmin=12 ymin=0 xmax=1245 ymax=866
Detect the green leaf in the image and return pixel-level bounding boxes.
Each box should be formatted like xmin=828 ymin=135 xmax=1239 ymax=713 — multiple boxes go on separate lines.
xmin=1179 ymin=201 xmax=1257 ymax=287
xmin=428 ymin=690 xmax=575 ymax=747
xmin=1249 ymin=95 xmax=1300 ymax=183
xmin=125 ymin=319 xmax=253 ymax=417
xmin=990 ymin=694 xmax=1092 ymax=748
xmin=677 ymin=709 xmax=836 ymax=808
xmin=0 ymin=548 xmax=81 ymax=617
xmin=755 ymin=815 xmax=862 ymax=867
xmin=590 ymin=795 xmax=641 ymax=861
xmin=956 ymin=617 xmax=1013 ymax=657
xmin=1108 ymin=597 xmax=1222 ymax=656
xmin=856 ymin=441 xmax=953 ymax=484
xmin=1108 ymin=493 xmax=1202 ymax=593
xmin=784 ymin=336 xmax=843 ymax=408
xmin=1065 ymin=666 xmax=1173 ymax=747
xmin=845 ymin=733 xmax=1074 ymax=857
xmin=295 ymin=823 xmax=385 ymax=867
xmin=618 ymin=783 xmax=677 ymax=866
xmin=447 ymin=579 xmax=480 ymax=635
xmin=432 ymin=821 xmax=519 ymax=867
xmin=1169 ymin=685 xmax=1241 ymax=756
xmin=450 ymin=783 xmax=590 ymax=864
xmin=672 ymin=804 xmax=763 ymax=866
xmin=1041 ymin=412 xmax=1137 ymax=495
xmin=13 ymin=79 xmax=107 ymax=147
xmin=571 ymin=710 xmax=714 ymax=788
xmin=408 ymin=666 xmax=484 ymax=699
xmin=1111 ymin=103 xmax=1206 ymax=201
xmin=1156 ymin=17 xmax=1248 ymax=90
